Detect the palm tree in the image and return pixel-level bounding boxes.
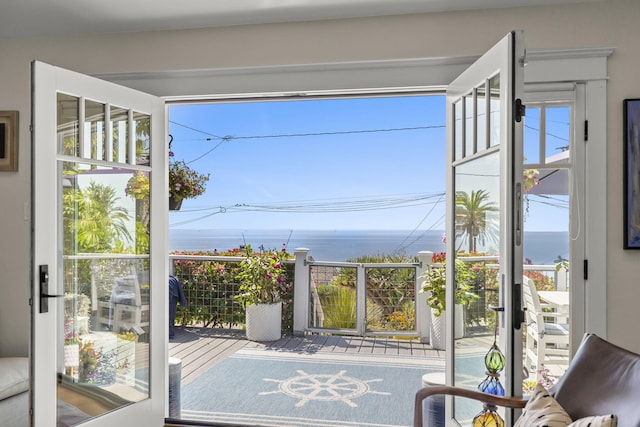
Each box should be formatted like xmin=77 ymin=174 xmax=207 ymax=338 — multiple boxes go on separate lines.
xmin=72 ymin=181 xmax=132 ymax=253
xmin=455 ymin=189 xmax=499 ymax=253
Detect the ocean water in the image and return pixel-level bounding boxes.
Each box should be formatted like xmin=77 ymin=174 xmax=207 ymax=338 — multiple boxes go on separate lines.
xmin=169 ymin=229 xmax=569 ymax=265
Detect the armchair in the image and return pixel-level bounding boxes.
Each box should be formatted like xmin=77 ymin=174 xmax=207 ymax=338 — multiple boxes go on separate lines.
xmin=414 ymin=334 xmax=640 ymax=427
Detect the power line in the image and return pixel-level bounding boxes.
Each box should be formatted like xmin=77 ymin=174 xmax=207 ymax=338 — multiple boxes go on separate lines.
xmin=169 ymin=121 xmax=445 ymax=164
xmin=170 ymin=120 xmax=568 ymax=167
xmin=228 ymin=125 xmax=444 ymax=140
xmin=524 ymin=123 xmax=569 ymax=143
xmin=169 ymin=192 xmax=445 ymax=227
xmin=393 ymin=192 xmax=446 ymax=254
xmin=169 ymin=122 xmax=444 ymax=143
xmin=170 ymin=121 xmax=224 ymax=140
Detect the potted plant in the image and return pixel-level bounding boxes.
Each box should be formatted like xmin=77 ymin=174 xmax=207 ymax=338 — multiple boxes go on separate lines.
xmin=168 ymin=159 xmax=210 ymax=210
xmin=78 ymin=340 xmax=117 ymax=385
xmin=235 ymin=246 xmax=290 ymax=341
xmin=124 ymin=154 xmax=210 ymax=211
xmin=420 ymin=255 xmax=477 ymax=349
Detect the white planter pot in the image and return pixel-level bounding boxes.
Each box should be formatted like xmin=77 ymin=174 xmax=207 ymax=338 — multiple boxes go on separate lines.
xmin=430 ymin=304 xmax=465 ymax=350
xmin=64 ymin=344 xmax=80 ymax=368
xmin=246 ymin=302 xmax=282 ymax=341
xmin=455 ymin=304 xmax=465 ymax=339
xmin=64 ymin=344 xmax=80 ymax=381
xmin=430 ymin=309 xmax=446 ymax=350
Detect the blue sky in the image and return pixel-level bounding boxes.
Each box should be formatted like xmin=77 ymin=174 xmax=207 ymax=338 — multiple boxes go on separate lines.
xmin=167 ymin=96 xmax=569 ymax=232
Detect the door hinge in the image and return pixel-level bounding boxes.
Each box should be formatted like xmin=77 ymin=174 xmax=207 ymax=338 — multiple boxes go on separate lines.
xmin=584 ymin=259 xmax=589 ymax=280
xmin=584 ymin=120 xmax=589 ymax=142
xmin=515 ymin=99 xmax=526 ymax=123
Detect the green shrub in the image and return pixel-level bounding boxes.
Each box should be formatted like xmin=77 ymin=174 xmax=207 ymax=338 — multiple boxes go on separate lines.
xmin=316 ymin=285 xmax=385 ymax=330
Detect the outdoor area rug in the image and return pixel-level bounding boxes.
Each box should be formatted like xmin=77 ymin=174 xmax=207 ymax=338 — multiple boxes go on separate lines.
xmin=181 ymin=348 xmax=445 ymax=427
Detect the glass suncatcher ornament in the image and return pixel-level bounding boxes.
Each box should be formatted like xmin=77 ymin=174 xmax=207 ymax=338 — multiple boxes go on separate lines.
xmin=478 ymin=342 xmax=506 ymax=396
xmin=473 ymin=409 xmax=504 ymax=427
xmin=473 ymin=329 xmax=506 ymax=427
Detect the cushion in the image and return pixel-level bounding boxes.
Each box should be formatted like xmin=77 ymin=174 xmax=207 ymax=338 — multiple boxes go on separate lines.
xmin=552 ymin=334 xmax=640 ymax=425
xmin=515 ymin=383 xmax=618 ymax=427
xmin=514 ymin=383 xmax=572 ymax=427
xmin=569 ymin=415 xmax=618 ymax=427
xmin=0 ymin=357 xmax=29 ymax=401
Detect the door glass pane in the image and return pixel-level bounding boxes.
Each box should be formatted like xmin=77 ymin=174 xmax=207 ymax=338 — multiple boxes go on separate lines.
xmin=489 ymin=75 xmax=501 ymax=147
xmin=111 ymin=106 xmax=128 ymax=164
xmin=58 ymin=161 xmax=150 ymax=424
xmin=454 ymin=100 xmax=463 ymax=161
xmin=133 ymin=112 xmax=151 ymax=165
xmin=85 ymin=100 xmax=106 ymax=161
xmin=465 ymin=95 xmax=474 ymax=156
xmin=57 ymin=93 xmax=79 ymax=156
xmin=524 ymin=107 xmax=541 ymax=164
xmin=453 ymin=151 xmax=501 ymax=423
xmin=477 ymin=85 xmax=487 ymax=151
xmin=545 ymin=107 xmax=570 ymax=158
xmin=522 ymin=105 xmax=571 ymax=393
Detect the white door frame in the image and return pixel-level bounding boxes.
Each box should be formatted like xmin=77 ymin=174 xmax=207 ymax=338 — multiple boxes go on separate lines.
xmin=106 ymin=47 xmax=610 ymax=344
xmin=31 ymin=61 xmax=168 ymax=427
xmin=94 ymin=45 xmax=610 ymax=411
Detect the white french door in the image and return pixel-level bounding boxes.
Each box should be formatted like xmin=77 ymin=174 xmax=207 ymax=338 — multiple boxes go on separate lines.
xmin=32 ymin=61 xmax=167 ymax=427
xmin=445 ymin=31 xmax=525 ymax=425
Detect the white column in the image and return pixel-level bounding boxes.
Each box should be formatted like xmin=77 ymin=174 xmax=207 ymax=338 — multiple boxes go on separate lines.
xmin=293 ymin=248 xmax=310 ymax=336
xmin=416 ymin=251 xmax=434 ymax=343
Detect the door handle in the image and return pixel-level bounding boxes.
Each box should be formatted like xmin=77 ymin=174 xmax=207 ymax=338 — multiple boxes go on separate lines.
xmin=39 ymin=265 xmax=63 ymax=313
xmin=513 ymin=281 xmax=525 ymax=329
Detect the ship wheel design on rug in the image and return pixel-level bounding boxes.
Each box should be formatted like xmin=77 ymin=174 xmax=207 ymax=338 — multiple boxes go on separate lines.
xmin=260 ymin=369 xmax=391 ymax=407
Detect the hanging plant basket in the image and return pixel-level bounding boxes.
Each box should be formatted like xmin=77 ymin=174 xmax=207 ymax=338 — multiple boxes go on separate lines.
xmin=169 ymin=196 xmax=183 ymax=211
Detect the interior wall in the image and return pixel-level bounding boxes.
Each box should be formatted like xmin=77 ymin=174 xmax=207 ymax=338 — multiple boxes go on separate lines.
xmin=0 ymin=0 xmax=638 ymax=356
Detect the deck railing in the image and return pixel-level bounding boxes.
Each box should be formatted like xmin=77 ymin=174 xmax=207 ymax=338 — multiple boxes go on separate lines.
xmin=169 ymin=250 xmax=568 ymax=342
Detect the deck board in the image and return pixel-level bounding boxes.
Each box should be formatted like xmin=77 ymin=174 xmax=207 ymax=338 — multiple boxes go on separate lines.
xmin=168 ymin=326 xmax=441 ymax=386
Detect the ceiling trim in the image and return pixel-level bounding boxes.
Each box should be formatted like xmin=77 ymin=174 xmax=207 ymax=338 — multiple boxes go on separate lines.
xmin=96 ymin=47 xmax=614 ymax=100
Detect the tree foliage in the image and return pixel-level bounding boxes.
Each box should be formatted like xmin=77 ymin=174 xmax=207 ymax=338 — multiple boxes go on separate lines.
xmin=455 ymin=189 xmax=499 ymax=253
xmin=64 ymin=181 xmax=132 ymax=254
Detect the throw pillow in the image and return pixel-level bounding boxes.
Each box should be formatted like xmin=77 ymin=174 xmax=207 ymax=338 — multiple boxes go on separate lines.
xmin=514 ymin=383 xmax=572 ymax=427
xmin=569 ymin=415 xmax=618 ymax=427
xmin=0 ymin=357 xmax=29 ymax=401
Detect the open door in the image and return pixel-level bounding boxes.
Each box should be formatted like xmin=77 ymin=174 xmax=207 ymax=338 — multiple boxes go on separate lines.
xmin=445 ymin=31 xmax=525 ymax=425
xmin=31 ymin=61 xmax=168 ymax=427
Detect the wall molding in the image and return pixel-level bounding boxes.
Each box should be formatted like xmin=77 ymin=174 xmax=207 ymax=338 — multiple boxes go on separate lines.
xmin=96 ymin=47 xmax=613 ymax=100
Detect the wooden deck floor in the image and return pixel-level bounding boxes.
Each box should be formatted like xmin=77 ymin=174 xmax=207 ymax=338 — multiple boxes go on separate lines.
xmin=168 ymin=326 xmax=444 ymax=386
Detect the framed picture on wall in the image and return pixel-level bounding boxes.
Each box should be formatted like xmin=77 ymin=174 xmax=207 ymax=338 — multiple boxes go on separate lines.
xmin=0 ymin=111 xmax=18 ymax=171
xmin=624 ymin=99 xmax=640 ymax=248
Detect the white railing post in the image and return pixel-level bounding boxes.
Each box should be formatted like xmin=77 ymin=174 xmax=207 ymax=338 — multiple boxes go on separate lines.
xmin=555 ymin=267 xmax=569 ymax=291
xmin=416 ymin=251 xmax=433 ymax=343
xmin=356 ymin=264 xmax=366 ymax=335
xmin=293 ymin=248 xmax=310 ymax=336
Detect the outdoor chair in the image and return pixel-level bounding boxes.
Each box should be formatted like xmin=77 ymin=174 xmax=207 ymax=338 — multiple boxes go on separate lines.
xmin=414 ymin=333 xmax=640 ymax=427
xmin=522 ymin=275 xmax=569 ymax=372
xmin=96 ymin=270 xmax=150 ymax=335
